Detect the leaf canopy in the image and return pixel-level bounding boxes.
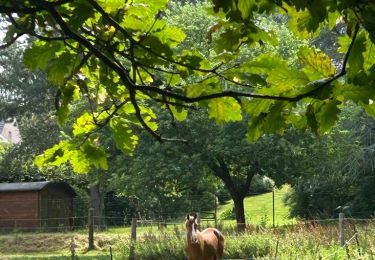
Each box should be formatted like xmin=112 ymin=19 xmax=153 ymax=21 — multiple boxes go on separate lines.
xmin=1 ymin=0 xmax=375 ymax=172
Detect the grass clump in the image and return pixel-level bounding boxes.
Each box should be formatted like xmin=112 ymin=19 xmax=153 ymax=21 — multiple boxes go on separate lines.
xmin=224 ymin=234 xmax=273 ymax=259
xmin=115 ymin=233 xmax=186 ymax=260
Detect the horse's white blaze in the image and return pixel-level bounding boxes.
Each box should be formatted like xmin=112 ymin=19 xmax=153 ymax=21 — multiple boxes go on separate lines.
xmin=190 ymin=221 xmax=198 ymax=243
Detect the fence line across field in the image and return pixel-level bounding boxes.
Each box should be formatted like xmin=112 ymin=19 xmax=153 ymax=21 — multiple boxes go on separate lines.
xmin=0 ymin=211 xmax=373 ymax=259
xmin=0 ymin=225 xmax=88 ymax=230
xmin=0 ymin=216 xmax=86 ymax=222
xmin=0 ymin=215 xmax=373 ymax=227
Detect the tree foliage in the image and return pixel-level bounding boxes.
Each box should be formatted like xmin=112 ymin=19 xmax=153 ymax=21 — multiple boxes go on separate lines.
xmin=285 ymin=106 xmax=375 ymax=218
xmin=1 ymin=0 xmax=375 ymax=172
xmin=108 ymin=109 xmax=302 ymax=228
xmin=0 ymin=45 xmax=89 ymax=188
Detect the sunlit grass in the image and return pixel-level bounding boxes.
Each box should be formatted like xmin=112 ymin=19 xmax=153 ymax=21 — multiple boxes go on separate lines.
xmin=217 ymin=185 xmax=295 ymax=226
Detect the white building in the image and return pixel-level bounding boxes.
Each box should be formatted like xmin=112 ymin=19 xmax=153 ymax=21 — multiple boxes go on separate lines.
xmin=0 ymin=119 xmax=21 ymax=144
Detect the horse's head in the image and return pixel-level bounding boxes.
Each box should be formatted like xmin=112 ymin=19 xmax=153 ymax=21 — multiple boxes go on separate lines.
xmin=185 ymin=213 xmax=199 ymax=244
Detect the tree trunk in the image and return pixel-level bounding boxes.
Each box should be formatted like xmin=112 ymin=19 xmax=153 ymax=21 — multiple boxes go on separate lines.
xmin=90 ymin=183 xmax=105 ymax=229
xmin=209 ymin=157 xmax=250 ymax=233
xmin=233 ymin=194 xmax=246 ymax=232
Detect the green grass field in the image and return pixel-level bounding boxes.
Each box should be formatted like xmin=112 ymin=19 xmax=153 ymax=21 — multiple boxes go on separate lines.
xmin=217 ymin=185 xmax=294 ymax=226
xmin=2 ymin=220 xmax=375 ymax=259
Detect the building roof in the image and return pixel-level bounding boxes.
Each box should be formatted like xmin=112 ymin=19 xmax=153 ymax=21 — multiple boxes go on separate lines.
xmin=0 ymin=181 xmax=76 ymax=195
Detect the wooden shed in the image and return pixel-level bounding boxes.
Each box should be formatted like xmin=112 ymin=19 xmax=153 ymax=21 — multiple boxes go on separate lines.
xmin=0 ymin=181 xmax=76 ymax=230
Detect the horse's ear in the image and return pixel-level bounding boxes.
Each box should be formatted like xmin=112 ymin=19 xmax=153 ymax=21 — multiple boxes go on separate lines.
xmin=186 ymin=214 xmax=189 ymax=220
xmin=193 ymin=213 xmax=197 ymax=219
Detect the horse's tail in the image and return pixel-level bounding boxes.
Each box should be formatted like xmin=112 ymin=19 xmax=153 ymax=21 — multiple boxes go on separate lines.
xmin=214 ymin=229 xmax=224 ymax=259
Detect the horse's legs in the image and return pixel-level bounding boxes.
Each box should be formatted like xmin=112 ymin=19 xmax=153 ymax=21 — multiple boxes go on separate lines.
xmin=217 ymin=243 xmax=224 ymax=259
xmin=214 ymin=230 xmax=224 ymax=259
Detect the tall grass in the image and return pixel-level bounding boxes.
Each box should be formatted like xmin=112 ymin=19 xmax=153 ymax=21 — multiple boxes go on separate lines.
xmin=1 ymin=220 xmax=374 ymax=259
xmin=112 ymin=220 xmax=375 ymax=259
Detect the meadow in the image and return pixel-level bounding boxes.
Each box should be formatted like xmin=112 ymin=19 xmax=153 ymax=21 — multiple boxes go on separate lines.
xmin=217 ymin=186 xmax=294 ymax=226
xmin=1 ymin=220 xmax=374 ymax=259
xmin=0 ymin=187 xmax=374 ymax=259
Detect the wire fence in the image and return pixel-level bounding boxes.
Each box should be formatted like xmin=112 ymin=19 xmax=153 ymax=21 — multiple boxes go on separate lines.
xmin=0 ymin=193 xmax=221 ymax=233
xmin=0 ymin=213 xmax=374 ymax=259
xmin=0 ymin=193 xmax=373 ymax=233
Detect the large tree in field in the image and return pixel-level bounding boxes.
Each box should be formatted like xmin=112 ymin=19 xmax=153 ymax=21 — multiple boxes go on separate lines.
xmin=183 ymin=113 xmax=298 ymax=230
xmin=0 ymin=0 xmax=375 ymax=173
xmin=111 ymin=110 xmax=301 ymax=230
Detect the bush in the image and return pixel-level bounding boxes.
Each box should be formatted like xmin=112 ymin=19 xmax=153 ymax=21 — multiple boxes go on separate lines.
xmin=284 ymin=173 xmax=356 ymax=219
xmin=219 ymin=207 xmax=236 ymax=220
xmin=217 ymin=186 xmax=231 ymax=204
xmin=249 ymin=175 xmax=275 ymax=194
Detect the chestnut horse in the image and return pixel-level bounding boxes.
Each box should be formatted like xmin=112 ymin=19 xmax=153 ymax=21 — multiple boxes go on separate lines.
xmin=185 ymin=214 xmax=224 ymax=260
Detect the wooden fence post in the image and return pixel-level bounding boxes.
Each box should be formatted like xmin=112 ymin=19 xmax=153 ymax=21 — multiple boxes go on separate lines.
xmin=214 ymin=197 xmax=218 ymax=227
xmin=131 ymin=218 xmax=137 ymax=241
xmin=196 ymin=212 xmax=200 ymax=229
xmin=272 ymin=189 xmax=275 ymax=228
xmin=339 ymin=213 xmax=345 ymax=247
xmin=88 ymin=208 xmax=94 ymax=250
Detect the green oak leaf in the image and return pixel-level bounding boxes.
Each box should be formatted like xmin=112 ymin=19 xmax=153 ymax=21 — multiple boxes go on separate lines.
xmin=347 ymin=31 xmax=366 ymax=77
xmin=69 ymin=150 xmax=91 ymax=173
xmin=315 ymin=99 xmax=342 ymax=133
xmin=238 ymin=0 xmax=256 ymax=20
xmin=47 ymin=51 xmax=78 ymax=86
xmin=299 ymin=46 xmax=336 ymax=80
xmin=73 ymin=112 xmax=96 ymax=138
xmin=35 ymin=141 xmax=70 ymax=168
xmin=186 ymin=78 xmax=221 ymax=98
xmin=285 ymin=5 xmax=321 ymax=38
xmin=261 ymin=101 xmax=288 ymax=134
xmin=110 ymin=117 xmax=139 ymax=155
xmin=97 ymin=0 xmax=126 ymax=14
xmin=170 ymin=105 xmax=188 ymax=121
xmin=208 ymin=97 xmax=242 ymax=124
xmin=246 ymin=54 xmax=309 ymax=94
xmin=333 ymin=83 xmax=375 ymax=103
xmin=243 ymin=99 xmax=274 ymax=117
xmin=24 ymin=41 xmax=63 ymax=70
xmin=82 ymin=143 xmax=108 ymax=170
xmin=247 ymin=115 xmax=264 ymax=142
